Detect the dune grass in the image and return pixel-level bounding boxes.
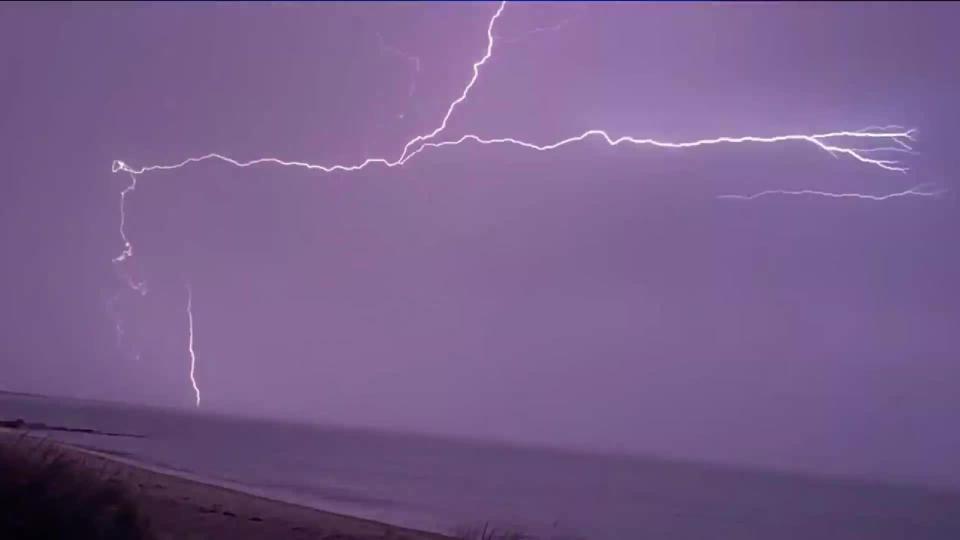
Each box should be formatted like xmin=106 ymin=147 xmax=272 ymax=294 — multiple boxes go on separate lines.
xmin=453 ymin=522 xmax=586 ymax=540
xmin=454 ymin=523 xmax=534 ymax=540
xmin=0 ymin=436 xmax=153 ymax=540
xmin=0 ymin=434 xmax=584 ymax=540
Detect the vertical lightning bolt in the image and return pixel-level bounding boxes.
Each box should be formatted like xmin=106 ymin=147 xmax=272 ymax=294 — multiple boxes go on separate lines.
xmin=110 ymin=1 xmax=942 ymax=402
xmin=186 ymin=283 xmax=200 ymax=407
xmin=105 ymin=292 xmax=124 ymax=347
xmin=114 ymin=173 xmax=136 ymax=264
xmin=114 ymin=171 xmax=148 ymax=296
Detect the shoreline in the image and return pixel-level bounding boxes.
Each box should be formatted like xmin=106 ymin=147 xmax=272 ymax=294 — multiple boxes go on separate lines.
xmin=1 ymin=428 xmax=452 ymax=540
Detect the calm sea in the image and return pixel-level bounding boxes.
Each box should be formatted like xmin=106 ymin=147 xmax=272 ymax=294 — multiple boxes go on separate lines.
xmin=2 ymin=392 xmax=959 ymax=539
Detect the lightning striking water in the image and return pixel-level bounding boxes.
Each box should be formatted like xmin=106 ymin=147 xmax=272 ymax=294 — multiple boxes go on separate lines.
xmin=186 ymin=284 xmax=200 ymax=407
xmin=110 ymin=1 xmax=937 ymax=404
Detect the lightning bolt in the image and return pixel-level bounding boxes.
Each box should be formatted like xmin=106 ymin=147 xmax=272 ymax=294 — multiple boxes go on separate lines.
xmin=114 ymin=173 xmax=136 ymax=264
xmin=112 ymin=128 xmax=920 ymax=177
xmin=113 ymin=171 xmax=148 ymax=296
xmin=105 ymin=292 xmax=124 ymax=347
xmin=186 ymin=283 xmax=200 ymax=407
xmin=497 ymin=16 xmax=574 ymax=45
xmin=718 ymin=184 xmax=947 ymax=201
xmin=377 ymin=31 xmax=421 ymax=101
xmin=111 ymin=1 xmax=921 ymax=179
xmin=109 ymin=1 xmax=939 ymax=404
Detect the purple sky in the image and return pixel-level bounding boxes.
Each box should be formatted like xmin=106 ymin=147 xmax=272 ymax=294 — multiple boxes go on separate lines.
xmin=2 ymin=3 xmax=959 ymax=487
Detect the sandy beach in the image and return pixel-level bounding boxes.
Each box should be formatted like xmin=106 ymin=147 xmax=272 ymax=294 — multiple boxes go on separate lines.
xmin=1 ymin=428 xmax=451 ymax=540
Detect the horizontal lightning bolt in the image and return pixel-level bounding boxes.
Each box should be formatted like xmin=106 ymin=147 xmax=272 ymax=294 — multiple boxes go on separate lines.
xmin=109 ymin=1 xmax=939 ymax=406
xmin=497 ymin=16 xmax=574 ymax=45
xmin=717 ymin=184 xmax=947 ymax=201
xmin=111 ymin=0 xmax=921 ymax=187
xmin=112 ymin=128 xmax=919 ymax=177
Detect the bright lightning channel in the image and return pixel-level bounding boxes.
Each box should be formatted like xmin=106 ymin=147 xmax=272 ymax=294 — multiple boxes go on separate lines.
xmin=114 ymin=172 xmax=147 ymax=296
xmin=186 ymin=283 xmax=200 ymax=407
xmin=112 ymin=128 xmax=919 ymax=177
xmin=718 ymin=185 xmax=946 ymax=201
xmin=109 ymin=1 xmax=937 ymax=406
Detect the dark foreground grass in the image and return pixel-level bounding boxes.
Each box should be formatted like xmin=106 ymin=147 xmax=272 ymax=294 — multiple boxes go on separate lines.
xmin=453 ymin=522 xmax=586 ymax=540
xmin=453 ymin=524 xmax=533 ymax=540
xmin=0 ymin=434 xmax=582 ymax=540
xmin=0 ymin=436 xmax=154 ymax=540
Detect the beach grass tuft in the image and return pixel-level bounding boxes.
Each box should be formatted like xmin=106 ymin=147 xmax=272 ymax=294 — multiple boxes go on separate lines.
xmin=0 ymin=435 xmax=154 ymax=539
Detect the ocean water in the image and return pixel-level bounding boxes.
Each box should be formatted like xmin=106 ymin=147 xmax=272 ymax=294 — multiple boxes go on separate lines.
xmin=3 ymin=392 xmax=959 ymax=540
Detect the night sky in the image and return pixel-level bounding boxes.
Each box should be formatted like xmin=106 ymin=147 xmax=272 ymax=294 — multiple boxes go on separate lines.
xmin=2 ymin=3 xmax=959 ymax=487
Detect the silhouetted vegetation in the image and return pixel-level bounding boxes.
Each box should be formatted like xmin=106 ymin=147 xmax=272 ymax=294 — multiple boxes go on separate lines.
xmin=454 ymin=523 xmax=532 ymax=540
xmin=454 ymin=522 xmax=586 ymax=540
xmin=0 ymin=436 xmax=153 ymax=539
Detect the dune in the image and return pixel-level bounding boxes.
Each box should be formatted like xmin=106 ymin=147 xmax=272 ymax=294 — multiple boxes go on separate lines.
xmin=0 ymin=428 xmax=450 ymax=540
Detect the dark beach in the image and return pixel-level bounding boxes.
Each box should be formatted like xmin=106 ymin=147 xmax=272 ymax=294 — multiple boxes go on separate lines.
xmin=1 ymin=428 xmax=450 ymax=540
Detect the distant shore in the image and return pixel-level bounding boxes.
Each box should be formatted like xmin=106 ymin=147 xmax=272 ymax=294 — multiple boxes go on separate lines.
xmin=0 ymin=427 xmax=451 ymax=540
